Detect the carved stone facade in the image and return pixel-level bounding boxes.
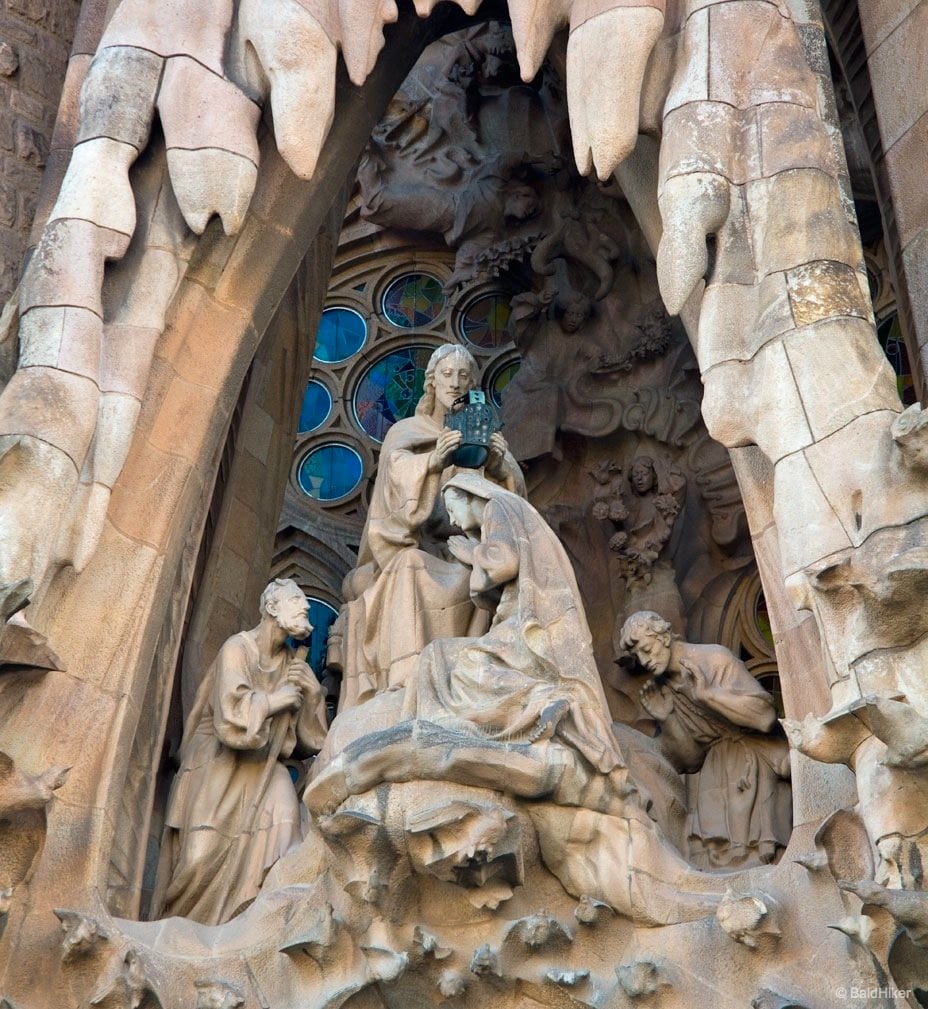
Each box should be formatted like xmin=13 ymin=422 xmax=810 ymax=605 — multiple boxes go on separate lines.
xmin=0 ymin=2 xmax=928 ymax=1008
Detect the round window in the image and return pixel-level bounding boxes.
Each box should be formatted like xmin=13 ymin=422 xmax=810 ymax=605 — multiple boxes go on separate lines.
xmin=353 ymin=345 xmax=435 ymax=442
xmin=313 ymin=307 xmax=367 ymax=363
xmin=382 ymin=273 xmax=446 ymax=328
xmin=298 ymin=380 xmax=333 ymax=434
xmin=297 ymin=444 xmax=364 ymax=501
xmin=460 ymin=293 xmax=512 ymax=350
xmin=487 ymin=359 xmax=520 ymax=408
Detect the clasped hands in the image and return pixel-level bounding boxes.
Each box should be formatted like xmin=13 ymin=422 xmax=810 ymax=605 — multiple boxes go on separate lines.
xmin=271 ymin=658 xmax=321 ymax=713
xmin=639 ymin=659 xmax=705 ymax=721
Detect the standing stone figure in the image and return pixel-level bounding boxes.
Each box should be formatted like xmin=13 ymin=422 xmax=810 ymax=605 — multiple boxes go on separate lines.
xmin=609 ymin=455 xmax=687 ymax=636
xmin=619 ymin=610 xmax=791 ymax=869
xmin=151 ymin=579 xmax=328 ymax=925
xmin=329 ymin=344 xmax=523 ymax=707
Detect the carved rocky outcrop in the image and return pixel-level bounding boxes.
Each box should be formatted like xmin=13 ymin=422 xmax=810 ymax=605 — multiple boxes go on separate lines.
xmin=573 ymin=895 xmax=613 ymax=927
xmin=0 ymin=752 xmax=69 ymax=896
xmin=616 ymin=960 xmax=668 ymax=999
xmin=192 ymin=979 xmax=244 ymax=1009
xmin=89 ymin=949 xmax=162 ymax=1009
xmin=839 ymin=880 xmax=928 ymax=949
xmin=751 ymin=989 xmax=810 ymax=1009
xmin=56 ymin=909 xmax=111 ymax=962
xmin=784 ymin=708 xmax=928 ymax=889
xmin=716 ymin=891 xmax=781 ymax=951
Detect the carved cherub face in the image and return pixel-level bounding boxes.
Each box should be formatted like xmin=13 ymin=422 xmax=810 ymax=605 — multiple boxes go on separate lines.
xmin=560 ymin=297 xmax=591 ymax=334
xmin=431 ymin=351 xmax=475 ymax=412
xmin=630 ymin=457 xmax=656 ymax=494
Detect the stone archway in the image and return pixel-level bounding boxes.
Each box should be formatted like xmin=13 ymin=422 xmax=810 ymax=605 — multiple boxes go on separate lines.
xmin=1 ymin=2 xmax=928 ymax=1006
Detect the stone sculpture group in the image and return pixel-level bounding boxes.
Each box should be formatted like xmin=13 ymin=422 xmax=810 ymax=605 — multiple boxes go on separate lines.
xmin=151 ymin=349 xmax=788 ymax=963
xmin=1 ymin=0 xmax=928 ymax=1006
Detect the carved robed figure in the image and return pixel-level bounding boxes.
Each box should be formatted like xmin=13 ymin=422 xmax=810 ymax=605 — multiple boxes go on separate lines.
xmin=620 ymin=610 xmax=791 ymax=868
xmin=330 ymin=344 xmax=524 ymax=707
xmin=404 ymin=472 xmax=624 ymax=775
xmin=151 ymin=579 xmax=328 ymax=925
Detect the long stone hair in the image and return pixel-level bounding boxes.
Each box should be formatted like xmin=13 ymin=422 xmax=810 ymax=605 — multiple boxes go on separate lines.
xmin=415 ymin=343 xmax=478 ymax=418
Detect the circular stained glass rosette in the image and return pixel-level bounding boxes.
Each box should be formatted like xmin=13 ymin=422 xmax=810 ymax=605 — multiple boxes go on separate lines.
xmin=298 ymin=380 xmax=333 ymax=434
xmin=382 ymin=273 xmax=446 ymax=328
xmin=297 ymin=443 xmax=364 ymax=502
xmin=487 ymin=359 xmax=520 ymax=408
xmin=313 ymin=307 xmax=367 ymax=363
xmin=354 ymin=345 xmax=435 ymax=442
xmin=460 ymin=293 xmax=512 ymax=350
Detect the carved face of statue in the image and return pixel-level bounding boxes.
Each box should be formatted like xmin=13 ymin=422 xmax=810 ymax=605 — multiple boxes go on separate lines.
xmin=503 ymin=185 xmax=540 ymax=222
xmin=270 ymin=589 xmax=313 ymax=639
xmin=630 ymin=458 xmax=656 ymax=495
xmin=627 ymin=631 xmax=672 ymax=675
xmin=432 ymin=352 xmax=474 ymax=412
xmin=560 ymin=299 xmax=590 ymax=334
xmin=444 ymin=487 xmax=483 ymax=532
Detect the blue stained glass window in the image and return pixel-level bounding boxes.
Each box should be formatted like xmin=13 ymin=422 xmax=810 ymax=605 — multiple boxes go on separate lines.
xmin=460 ymin=294 xmax=512 ymax=350
xmin=297 ymin=444 xmax=364 ymax=501
xmin=307 ymin=598 xmax=338 ymax=674
xmin=298 ymin=380 xmax=333 ymax=434
xmin=382 ymin=273 xmax=446 ymax=328
xmin=353 ymin=345 xmax=435 ymax=443
xmin=314 ymin=307 xmax=367 ymax=363
xmin=286 ymin=598 xmax=338 ymax=676
xmin=488 ymin=360 xmax=520 ymax=408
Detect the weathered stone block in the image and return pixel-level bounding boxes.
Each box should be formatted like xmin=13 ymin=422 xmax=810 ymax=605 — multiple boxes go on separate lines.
xmin=12 ymin=122 xmax=46 ymax=167
xmin=786 ymin=259 xmax=870 ymax=328
xmin=76 ymin=45 xmax=161 ymax=149
xmin=782 ymin=316 xmax=902 ymax=441
xmin=663 ymin=6 xmax=708 ymax=114
xmin=0 ymin=42 xmax=19 ymax=77
xmin=867 ymin=2 xmax=928 ymax=149
xmin=707 ymin=0 xmax=815 ymax=109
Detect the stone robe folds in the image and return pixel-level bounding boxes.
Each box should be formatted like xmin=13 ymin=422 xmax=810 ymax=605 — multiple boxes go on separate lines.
xmin=337 ymin=411 xmax=523 ymax=708
xmin=404 ymin=473 xmax=623 ymax=775
xmin=656 ymin=643 xmax=791 ymax=869
xmin=151 ymin=633 xmax=327 ymax=925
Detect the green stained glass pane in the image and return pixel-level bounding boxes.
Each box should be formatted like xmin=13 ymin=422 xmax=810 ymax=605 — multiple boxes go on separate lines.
xmin=488 ymin=360 xmax=520 ymax=408
xmin=754 ymin=591 xmax=774 ymax=649
xmin=878 ymin=313 xmax=917 ymax=406
xmin=461 ymin=294 xmax=512 ymax=350
xmin=382 ymin=273 xmax=446 ymax=328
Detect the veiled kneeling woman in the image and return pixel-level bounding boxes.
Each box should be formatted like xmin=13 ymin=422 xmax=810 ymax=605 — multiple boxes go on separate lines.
xmin=403 ymin=472 xmax=623 ymax=775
